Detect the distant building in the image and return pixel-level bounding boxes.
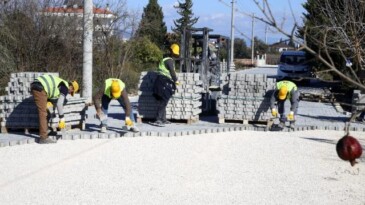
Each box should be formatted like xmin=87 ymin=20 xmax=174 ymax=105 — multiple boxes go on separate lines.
xmin=268 ymin=39 xmax=296 ymax=53
xmin=40 ymin=1 xmax=116 ymax=43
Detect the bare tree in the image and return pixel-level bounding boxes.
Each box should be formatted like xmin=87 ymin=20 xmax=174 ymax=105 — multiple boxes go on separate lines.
xmin=251 ymin=0 xmax=365 ymax=91
xmin=250 ymin=0 xmax=365 ymax=124
xmin=92 ymin=0 xmax=140 ymax=90
xmin=0 ymin=0 xmax=140 ymax=92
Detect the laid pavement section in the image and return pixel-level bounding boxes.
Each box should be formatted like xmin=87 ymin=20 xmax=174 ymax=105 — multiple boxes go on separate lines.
xmin=1 ymin=96 xmax=364 ymax=147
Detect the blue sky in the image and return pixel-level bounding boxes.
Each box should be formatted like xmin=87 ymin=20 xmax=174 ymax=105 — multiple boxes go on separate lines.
xmin=127 ymin=0 xmax=306 ymax=45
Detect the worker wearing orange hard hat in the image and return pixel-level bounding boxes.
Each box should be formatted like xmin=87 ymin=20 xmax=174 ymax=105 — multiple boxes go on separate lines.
xmin=92 ymin=78 xmax=139 ymax=133
xmin=270 ymin=80 xmax=299 ymax=128
xmin=31 ymin=74 xmax=79 ymax=144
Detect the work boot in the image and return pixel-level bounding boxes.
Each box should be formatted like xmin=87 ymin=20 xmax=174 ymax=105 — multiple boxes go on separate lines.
xmin=39 ymin=137 xmax=57 ymax=144
xmin=100 ymin=125 xmax=107 ymax=133
xmin=129 ymin=125 xmax=140 ymax=133
xmin=150 ymin=120 xmax=165 ymax=127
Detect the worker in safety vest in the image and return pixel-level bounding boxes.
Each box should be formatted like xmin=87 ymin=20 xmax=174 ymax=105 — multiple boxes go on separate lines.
xmin=270 ymin=80 xmax=299 ymax=128
xmin=31 ymin=74 xmax=79 ymax=144
xmin=150 ymin=43 xmax=180 ymax=127
xmin=92 ymin=78 xmax=139 ymax=133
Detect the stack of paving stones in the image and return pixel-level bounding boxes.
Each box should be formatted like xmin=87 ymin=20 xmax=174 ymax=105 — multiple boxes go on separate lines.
xmin=137 ymin=71 xmax=203 ymax=123
xmin=0 ymin=72 xmax=87 ymax=133
xmin=217 ymin=73 xmax=276 ymax=123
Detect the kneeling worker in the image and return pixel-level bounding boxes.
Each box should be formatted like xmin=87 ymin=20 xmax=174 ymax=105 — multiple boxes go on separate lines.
xmin=93 ymin=78 xmax=139 ymax=133
xmin=270 ymin=80 xmax=299 ymax=128
xmin=31 ymin=74 xmax=79 ymax=144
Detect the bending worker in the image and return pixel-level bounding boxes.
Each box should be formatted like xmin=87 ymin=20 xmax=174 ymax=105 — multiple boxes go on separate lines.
xmin=31 ymin=74 xmax=79 ymax=144
xmin=270 ymin=80 xmax=299 ymax=128
xmin=93 ymin=78 xmax=139 ymax=133
xmin=151 ymin=43 xmax=180 ymax=127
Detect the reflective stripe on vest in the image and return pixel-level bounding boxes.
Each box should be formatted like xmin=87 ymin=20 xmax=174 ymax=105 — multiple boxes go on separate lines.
xmin=276 ymin=81 xmax=297 ymax=99
xmin=37 ymin=75 xmax=69 ymax=99
xmin=104 ymin=78 xmax=125 ymax=98
xmin=157 ymin=57 xmax=174 ymax=79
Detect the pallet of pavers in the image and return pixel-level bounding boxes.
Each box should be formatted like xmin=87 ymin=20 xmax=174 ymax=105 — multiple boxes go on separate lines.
xmin=137 ymin=71 xmax=203 ymax=124
xmin=0 ymin=72 xmax=87 ymax=133
xmin=217 ymin=73 xmax=276 ymax=125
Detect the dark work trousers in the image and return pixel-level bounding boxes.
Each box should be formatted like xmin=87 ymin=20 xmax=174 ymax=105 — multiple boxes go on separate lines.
xmin=156 ymin=97 xmax=169 ymax=122
xmin=31 ymin=89 xmax=48 ymax=139
xmin=101 ymin=94 xmax=135 ymax=125
xmin=277 ymin=99 xmax=299 ymax=122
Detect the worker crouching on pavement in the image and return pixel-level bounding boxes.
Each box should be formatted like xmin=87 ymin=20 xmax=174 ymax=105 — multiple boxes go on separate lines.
xmin=31 ymin=74 xmax=79 ymax=144
xmin=270 ymin=80 xmax=299 ymax=129
xmin=92 ymin=78 xmax=139 ymax=133
xmin=151 ymin=43 xmax=180 ymax=127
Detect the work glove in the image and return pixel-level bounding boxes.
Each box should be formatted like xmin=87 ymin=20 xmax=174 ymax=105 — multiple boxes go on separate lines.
xmin=58 ymin=118 xmax=66 ymax=129
xmin=287 ymin=111 xmax=295 ymax=121
xmin=125 ymin=117 xmax=133 ymax=126
xmin=271 ymin=108 xmax=278 ymax=117
xmin=47 ymin=102 xmax=53 ymax=109
xmin=175 ymin=81 xmax=180 ymax=86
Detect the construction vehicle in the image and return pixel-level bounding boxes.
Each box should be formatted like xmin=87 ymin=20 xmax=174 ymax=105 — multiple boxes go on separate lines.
xmin=178 ymin=27 xmax=231 ymax=114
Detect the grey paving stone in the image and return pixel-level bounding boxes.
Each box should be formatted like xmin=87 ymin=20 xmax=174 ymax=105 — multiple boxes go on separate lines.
xmin=9 ymin=141 xmax=17 ymax=146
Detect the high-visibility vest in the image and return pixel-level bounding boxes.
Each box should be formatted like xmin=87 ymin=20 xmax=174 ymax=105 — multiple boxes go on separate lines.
xmin=276 ymin=81 xmax=297 ymax=99
xmin=157 ymin=57 xmax=174 ymax=80
xmin=37 ymin=75 xmax=69 ymax=99
xmin=104 ymin=78 xmax=125 ymax=98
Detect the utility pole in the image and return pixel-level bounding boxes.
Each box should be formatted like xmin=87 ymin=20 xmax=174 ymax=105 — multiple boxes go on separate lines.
xmin=251 ymin=13 xmax=255 ymax=65
xmin=229 ymin=0 xmax=236 ymax=71
xmin=83 ymin=0 xmax=93 ymax=102
xmin=263 ymin=2 xmax=268 ymax=44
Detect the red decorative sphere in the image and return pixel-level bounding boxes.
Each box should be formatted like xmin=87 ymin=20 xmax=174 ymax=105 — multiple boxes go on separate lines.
xmin=336 ymin=135 xmax=363 ymax=166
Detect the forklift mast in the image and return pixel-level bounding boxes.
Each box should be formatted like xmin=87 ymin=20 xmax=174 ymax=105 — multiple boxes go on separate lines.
xmin=178 ymin=27 xmax=231 ymax=113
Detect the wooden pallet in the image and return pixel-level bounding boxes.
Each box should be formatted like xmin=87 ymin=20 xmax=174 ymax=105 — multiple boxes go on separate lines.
xmin=218 ymin=118 xmax=270 ymax=125
xmin=137 ymin=117 xmax=199 ymax=124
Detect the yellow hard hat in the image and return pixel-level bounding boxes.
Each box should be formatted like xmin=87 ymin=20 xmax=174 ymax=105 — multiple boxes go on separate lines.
xmin=278 ymin=86 xmax=288 ymax=100
xmin=170 ymin=43 xmax=180 ymax=55
xmin=111 ymin=80 xmax=121 ymax=99
xmin=70 ymin=80 xmax=79 ymax=96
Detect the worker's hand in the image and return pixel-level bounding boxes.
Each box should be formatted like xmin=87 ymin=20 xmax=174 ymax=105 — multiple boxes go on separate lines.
xmin=58 ymin=118 xmax=66 ymax=129
xmin=96 ymin=112 xmax=107 ymax=121
xmin=47 ymin=102 xmax=53 ymax=109
xmin=175 ymin=81 xmax=180 ymax=86
xmin=271 ymin=108 xmax=278 ymax=117
xmin=287 ymin=111 xmax=295 ymax=121
xmin=125 ymin=117 xmax=133 ymax=126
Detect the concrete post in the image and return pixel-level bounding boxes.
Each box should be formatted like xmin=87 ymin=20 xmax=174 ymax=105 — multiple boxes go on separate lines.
xmin=229 ymin=0 xmax=236 ymax=71
xmin=83 ymin=0 xmax=93 ymax=102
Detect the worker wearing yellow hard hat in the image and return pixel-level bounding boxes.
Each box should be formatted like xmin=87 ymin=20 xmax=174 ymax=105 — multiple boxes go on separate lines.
xmin=270 ymin=80 xmax=299 ymax=129
xmin=92 ymin=78 xmax=139 ymax=133
xmin=31 ymin=74 xmax=79 ymax=144
xmin=150 ymin=43 xmax=180 ymax=127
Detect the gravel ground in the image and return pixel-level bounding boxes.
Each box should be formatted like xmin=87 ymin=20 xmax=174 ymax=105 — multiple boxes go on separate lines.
xmin=0 ymin=130 xmax=364 ymax=205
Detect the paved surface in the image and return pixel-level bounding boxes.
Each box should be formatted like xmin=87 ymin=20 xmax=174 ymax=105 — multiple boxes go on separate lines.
xmin=1 ymin=66 xmax=364 ymax=147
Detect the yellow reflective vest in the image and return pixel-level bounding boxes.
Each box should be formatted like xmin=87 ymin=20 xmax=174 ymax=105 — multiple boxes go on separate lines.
xmin=157 ymin=57 xmax=174 ymax=80
xmin=276 ymin=81 xmax=297 ymax=99
xmin=104 ymin=78 xmax=125 ymax=98
xmin=37 ymin=75 xmax=69 ymax=99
